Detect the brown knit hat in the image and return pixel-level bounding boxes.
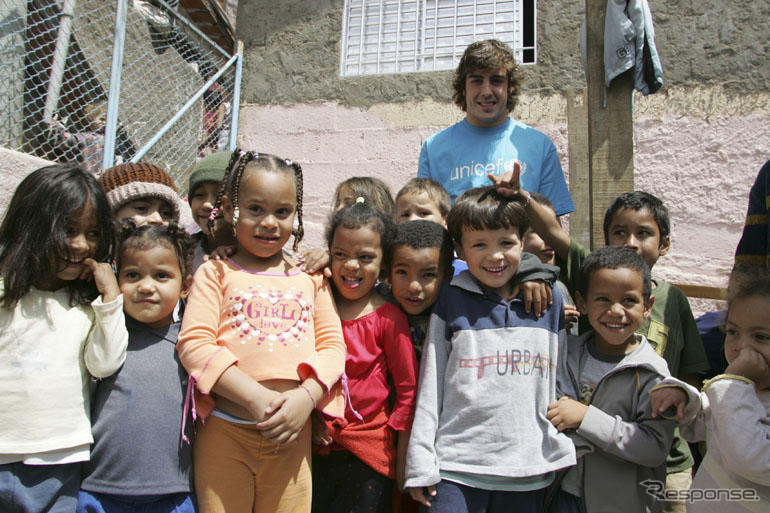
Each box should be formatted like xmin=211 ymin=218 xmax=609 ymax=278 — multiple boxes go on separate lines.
xmin=99 ymin=163 xmax=181 ymax=222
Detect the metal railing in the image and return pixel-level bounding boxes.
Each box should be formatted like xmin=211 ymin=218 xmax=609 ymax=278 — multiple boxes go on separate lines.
xmin=1 ymin=0 xmax=242 ymax=191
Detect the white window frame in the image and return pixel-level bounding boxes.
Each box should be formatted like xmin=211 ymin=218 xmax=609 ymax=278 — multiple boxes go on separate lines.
xmin=340 ymin=0 xmax=536 ymax=77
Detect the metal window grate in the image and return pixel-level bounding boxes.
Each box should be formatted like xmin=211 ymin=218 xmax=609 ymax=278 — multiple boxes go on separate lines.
xmin=340 ymin=0 xmax=536 ymax=77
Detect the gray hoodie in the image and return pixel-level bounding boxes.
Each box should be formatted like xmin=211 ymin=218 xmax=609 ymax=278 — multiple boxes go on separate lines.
xmin=405 ymin=271 xmax=576 ymax=489
xmin=559 ymin=332 xmax=674 ymax=513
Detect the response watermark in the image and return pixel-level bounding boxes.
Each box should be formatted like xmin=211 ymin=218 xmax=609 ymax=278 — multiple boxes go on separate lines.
xmin=641 ymin=479 xmax=759 ymax=503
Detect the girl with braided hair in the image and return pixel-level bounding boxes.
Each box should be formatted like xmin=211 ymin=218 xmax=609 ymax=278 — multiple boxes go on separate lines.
xmin=177 ymin=150 xmax=347 ymax=513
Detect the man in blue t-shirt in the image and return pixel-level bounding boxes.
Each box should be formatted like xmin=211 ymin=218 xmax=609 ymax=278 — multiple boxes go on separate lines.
xmin=417 ymin=39 xmax=575 ymax=216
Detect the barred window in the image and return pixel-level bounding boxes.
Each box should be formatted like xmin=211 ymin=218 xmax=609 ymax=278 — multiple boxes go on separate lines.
xmin=340 ymin=0 xmax=536 ymax=77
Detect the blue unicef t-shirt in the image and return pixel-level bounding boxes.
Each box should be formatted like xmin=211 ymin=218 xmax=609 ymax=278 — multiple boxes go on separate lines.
xmin=417 ymin=117 xmax=575 ymax=215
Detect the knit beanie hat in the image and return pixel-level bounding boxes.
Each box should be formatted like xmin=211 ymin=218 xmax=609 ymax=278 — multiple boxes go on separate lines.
xmin=188 ymin=151 xmax=231 ymax=198
xmin=99 ymin=162 xmax=181 ymax=223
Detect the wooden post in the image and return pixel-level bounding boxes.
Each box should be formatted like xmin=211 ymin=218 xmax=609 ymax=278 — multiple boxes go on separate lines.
xmin=570 ymin=0 xmax=635 ymax=249
xmin=567 ymin=88 xmax=590 ymax=248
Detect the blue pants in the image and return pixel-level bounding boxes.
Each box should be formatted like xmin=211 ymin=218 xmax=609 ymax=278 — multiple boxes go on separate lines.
xmin=547 ymin=489 xmax=584 ymax=513
xmin=418 ymin=480 xmax=545 ymax=513
xmin=0 ymin=461 xmax=81 ymax=513
xmin=76 ymin=490 xmax=196 ymax=513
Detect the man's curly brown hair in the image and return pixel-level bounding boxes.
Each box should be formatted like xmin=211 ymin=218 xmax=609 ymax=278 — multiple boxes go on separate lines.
xmin=452 ymin=39 xmax=524 ymax=114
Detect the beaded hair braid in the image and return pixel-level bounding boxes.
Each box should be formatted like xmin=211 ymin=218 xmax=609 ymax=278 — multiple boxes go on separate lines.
xmin=209 ymin=149 xmax=305 ymax=252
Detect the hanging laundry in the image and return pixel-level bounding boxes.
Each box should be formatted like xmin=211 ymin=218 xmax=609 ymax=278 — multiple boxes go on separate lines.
xmin=581 ymin=0 xmax=664 ymax=95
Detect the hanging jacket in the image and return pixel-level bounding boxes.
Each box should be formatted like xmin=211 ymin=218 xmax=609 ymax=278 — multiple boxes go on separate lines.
xmin=581 ymin=0 xmax=664 ymax=95
xmin=605 ymin=0 xmax=663 ymax=93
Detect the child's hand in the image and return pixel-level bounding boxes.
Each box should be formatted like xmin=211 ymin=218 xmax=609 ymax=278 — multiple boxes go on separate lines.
xmin=487 ymin=161 xmax=529 ymax=202
xmin=650 ymin=386 xmax=688 ymax=419
xmin=241 ymin=389 xmax=281 ymax=424
xmin=726 ymin=346 xmax=770 ymax=390
xmin=256 ymin=387 xmax=316 ymax=444
xmin=408 ymin=485 xmax=437 ymax=508
xmin=513 ymin=280 xmax=552 ymax=317
xmin=311 ymin=410 xmax=333 ymax=446
xmin=299 ymin=247 xmax=332 ymax=277
xmin=82 ymin=259 xmax=120 ymax=303
xmin=204 ymin=244 xmax=235 ymax=262
xmin=547 ymin=396 xmax=588 ymax=431
xmin=564 ymin=304 xmax=580 ymax=327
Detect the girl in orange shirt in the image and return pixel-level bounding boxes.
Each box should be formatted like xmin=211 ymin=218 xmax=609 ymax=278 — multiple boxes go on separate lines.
xmin=177 ymin=150 xmax=346 ymax=513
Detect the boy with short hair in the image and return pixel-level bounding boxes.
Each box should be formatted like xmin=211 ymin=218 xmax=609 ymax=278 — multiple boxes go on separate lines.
xmin=186 ymin=151 xmax=235 ymax=270
xmin=393 ymin=177 xmax=558 ymax=314
xmin=405 ymin=186 xmax=575 ymax=513
xmin=523 ymin=191 xmax=580 ymax=334
xmin=521 ymin=192 xmax=560 ymax=266
xmin=492 ymin=170 xmax=708 ymax=512
xmin=387 ymin=187 xmax=557 ymax=350
xmin=388 ymin=220 xmax=454 ymax=360
xmin=547 ymin=246 xmax=676 ymax=513
xmin=394 ymin=177 xmax=451 ymax=226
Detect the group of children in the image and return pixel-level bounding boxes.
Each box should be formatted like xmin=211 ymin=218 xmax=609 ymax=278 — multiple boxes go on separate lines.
xmin=0 ymin=150 xmax=767 ymax=513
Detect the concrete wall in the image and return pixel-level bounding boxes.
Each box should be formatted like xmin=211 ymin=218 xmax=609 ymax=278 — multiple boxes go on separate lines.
xmin=238 ymin=0 xmax=769 ymax=105
xmin=0 ymin=148 xmax=53 ymax=218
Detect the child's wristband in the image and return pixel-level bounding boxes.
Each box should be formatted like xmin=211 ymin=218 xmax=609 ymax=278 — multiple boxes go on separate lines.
xmin=703 ymin=373 xmax=754 ymax=392
xmin=299 ymin=384 xmax=317 ymax=408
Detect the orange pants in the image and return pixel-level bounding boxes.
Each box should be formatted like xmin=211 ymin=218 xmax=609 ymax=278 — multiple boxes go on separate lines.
xmin=193 ymin=415 xmax=311 ymax=513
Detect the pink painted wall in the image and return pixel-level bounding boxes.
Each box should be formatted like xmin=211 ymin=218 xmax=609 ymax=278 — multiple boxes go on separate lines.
xmin=238 ymin=100 xmax=770 ymax=315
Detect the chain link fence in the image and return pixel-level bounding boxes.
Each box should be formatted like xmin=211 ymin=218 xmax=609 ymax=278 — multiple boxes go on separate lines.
xmin=1 ymin=0 xmax=241 ymax=192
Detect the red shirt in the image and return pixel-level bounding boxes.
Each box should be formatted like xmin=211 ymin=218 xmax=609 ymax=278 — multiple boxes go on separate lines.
xmin=342 ymin=302 xmax=417 ymax=431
